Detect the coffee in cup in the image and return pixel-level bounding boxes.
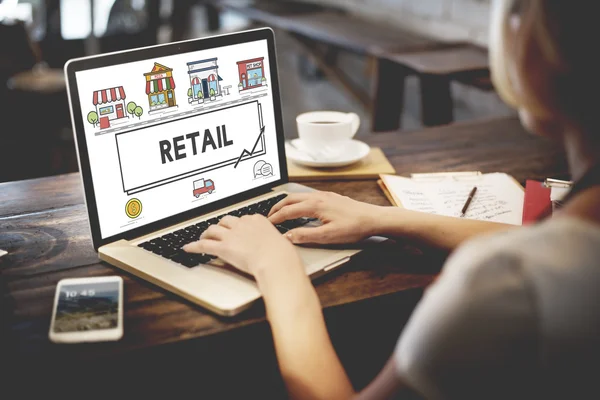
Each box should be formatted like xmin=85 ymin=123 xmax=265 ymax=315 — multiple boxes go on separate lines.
xmin=296 ymin=111 xmax=360 ymax=151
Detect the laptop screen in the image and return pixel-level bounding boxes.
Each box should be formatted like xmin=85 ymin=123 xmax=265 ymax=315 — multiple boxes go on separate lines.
xmin=75 ymin=38 xmax=282 ymax=239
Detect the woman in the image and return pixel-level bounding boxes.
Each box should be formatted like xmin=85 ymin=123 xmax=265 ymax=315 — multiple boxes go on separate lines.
xmin=184 ymin=0 xmax=600 ymax=398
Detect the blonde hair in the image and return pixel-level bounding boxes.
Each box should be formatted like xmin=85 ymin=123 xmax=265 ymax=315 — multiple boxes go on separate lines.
xmin=490 ymin=0 xmax=521 ymax=108
xmin=490 ymin=0 xmax=598 ymax=129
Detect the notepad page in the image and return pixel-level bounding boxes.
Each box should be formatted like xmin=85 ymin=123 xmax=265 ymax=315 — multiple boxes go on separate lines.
xmin=381 ymin=173 xmax=524 ymax=225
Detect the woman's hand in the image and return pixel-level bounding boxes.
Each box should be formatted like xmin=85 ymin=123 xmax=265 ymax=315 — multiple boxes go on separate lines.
xmin=183 ymin=215 xmax=317 ymax=334
xmin=183 ymin=215 xmax=303 ymax=280
xmin=268 ymin=191 xmax=384 ymax=244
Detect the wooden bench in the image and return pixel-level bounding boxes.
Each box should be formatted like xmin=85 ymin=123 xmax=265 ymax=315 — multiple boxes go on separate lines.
xmin=215 ymin=3 xmax=439 ymax=102
xmin=373 ymin=44 xmax=491 ymax=131
xmin=215 ymin=1 xmax=492 ymax=131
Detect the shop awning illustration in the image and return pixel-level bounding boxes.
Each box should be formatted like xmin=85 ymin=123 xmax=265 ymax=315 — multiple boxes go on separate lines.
xmin=146 ymin=77 xmax=176 ymax=94
xmin=191 ymin=74 xmax=224 ymax=85
xmin=93 ymin=87 xmax=126 ymax=105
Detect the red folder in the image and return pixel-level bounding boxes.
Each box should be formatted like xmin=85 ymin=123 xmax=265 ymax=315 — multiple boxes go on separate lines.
xmin=522 ymin=180 xmax=552 ymax=224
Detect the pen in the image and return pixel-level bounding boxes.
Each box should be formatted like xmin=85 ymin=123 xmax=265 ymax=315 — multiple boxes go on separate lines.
xmin=460 ymin=186 xmax=478 ymax=217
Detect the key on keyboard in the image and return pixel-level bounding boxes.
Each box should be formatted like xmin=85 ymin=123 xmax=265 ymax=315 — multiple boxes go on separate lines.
xmin=137 ymin=193 xmax=313 ymax=268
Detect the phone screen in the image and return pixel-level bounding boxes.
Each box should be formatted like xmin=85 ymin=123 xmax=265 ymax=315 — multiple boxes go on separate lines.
xmin=53 ymin=281 xmax=120 ymax=333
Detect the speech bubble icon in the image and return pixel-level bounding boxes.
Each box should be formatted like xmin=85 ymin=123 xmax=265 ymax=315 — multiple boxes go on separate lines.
xmin=254 ymin=160 xmax=266 ymax=178
xmin=261 ymin=162 xmax=273 ymax=176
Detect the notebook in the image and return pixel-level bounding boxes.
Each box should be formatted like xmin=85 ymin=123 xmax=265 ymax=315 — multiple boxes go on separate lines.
xmin=287 ymin=147 xmax=396 ymax=181
xmin=379 ymin=171 xmax=525 ymax=225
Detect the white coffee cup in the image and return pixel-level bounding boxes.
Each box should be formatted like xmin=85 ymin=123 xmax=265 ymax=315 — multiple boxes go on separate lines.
xmin=296 ymin=111 xmax=360 ymax=150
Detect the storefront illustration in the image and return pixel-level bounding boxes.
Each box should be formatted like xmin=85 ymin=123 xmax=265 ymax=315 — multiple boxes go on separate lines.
xmin=186 ymin=58 xmax=224 ymax=104
xmin=89 ymin=86 xmax=129 ymax=129
xmin=143 ymin=63 xmax=177 ymax=113
xmin=237 ymin=57 xmax=267 ymax=91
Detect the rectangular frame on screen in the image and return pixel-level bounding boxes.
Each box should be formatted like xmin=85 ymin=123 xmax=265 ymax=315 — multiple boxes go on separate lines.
xmin=115 ymin=100 xmax=266 ymax=195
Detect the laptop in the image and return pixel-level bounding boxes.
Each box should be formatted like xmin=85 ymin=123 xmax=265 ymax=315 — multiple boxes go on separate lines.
xmin=65 ymin=28 xmax=373 ymax=316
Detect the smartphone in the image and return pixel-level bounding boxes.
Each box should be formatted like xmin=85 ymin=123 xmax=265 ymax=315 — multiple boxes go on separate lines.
xmin=49 ymin=276 xmax=124 ymax=343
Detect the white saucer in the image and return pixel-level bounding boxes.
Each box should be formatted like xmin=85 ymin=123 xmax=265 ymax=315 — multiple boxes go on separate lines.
xmin=286 ymin=138 xmax=370 ymax=168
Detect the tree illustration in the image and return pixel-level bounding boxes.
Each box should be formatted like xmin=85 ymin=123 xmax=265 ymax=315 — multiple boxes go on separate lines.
xmin=134 ymin=106 xmax=143 ymax=119
xmin=197 ymin=90 xmax=203 ymax=99
xmin=87 ymin=111 xmax=98 ymax=127
xmin=209 ymin=88 xmax=216 ymax=98
xmin=187 ymin=88 xmax=192 ymax=97
xmin=127 ymin=101 xmax=137 ymax=116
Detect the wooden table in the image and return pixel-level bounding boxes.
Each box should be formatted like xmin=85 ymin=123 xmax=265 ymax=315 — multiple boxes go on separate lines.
xmin=0 ymin=117 xmax=568 ymax=397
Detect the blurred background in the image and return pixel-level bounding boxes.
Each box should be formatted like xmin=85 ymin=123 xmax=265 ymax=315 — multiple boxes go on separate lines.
xmin=0 ymin=0 xmax=515 ymax=183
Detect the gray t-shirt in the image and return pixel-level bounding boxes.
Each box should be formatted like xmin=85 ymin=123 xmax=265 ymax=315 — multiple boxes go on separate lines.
xmin=394 ymin=218 xmax=600 ymax=399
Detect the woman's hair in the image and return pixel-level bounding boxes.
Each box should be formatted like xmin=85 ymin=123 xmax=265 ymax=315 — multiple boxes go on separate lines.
xmin=490 ymin=0 xmax=597 ymax=129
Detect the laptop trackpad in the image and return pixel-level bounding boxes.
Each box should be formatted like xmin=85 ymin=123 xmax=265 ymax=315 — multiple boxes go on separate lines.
xmin=296 ymin=245 xmax=356 ymax=276
xmin=295 ymin=236 xmax=387 ymax=275
xmin=297 ymin=246 xmax=335 ymax=265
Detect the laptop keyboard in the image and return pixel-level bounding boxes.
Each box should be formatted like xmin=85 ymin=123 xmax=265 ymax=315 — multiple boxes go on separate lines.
xmin=137 ymin=193 xmax=313 ymax=268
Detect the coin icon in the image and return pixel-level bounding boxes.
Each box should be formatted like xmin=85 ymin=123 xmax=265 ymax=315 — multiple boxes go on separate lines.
xmin=125 ymin=198 xmax=142 ymax=218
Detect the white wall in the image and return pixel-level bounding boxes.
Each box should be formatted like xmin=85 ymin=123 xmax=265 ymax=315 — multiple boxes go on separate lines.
xmin=308 ymin=0 xmax=491 ymax=47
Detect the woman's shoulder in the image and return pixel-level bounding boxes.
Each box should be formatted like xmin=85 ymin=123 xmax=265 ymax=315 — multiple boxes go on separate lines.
xmin=394 ymin=218 xmax=600 ymax=399
xmin=446 ymin=216 xmax=600 ymax=342
xmin=447 ymin=217 xmax=600 ymax=280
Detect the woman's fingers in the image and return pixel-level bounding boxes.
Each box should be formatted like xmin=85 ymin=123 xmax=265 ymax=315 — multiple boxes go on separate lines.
xmin=285 ymin=225 xmax=335 ymax=244
xmin=268 ymin=201 xmax=318 ymax=225
xmin=218 ymin=215 xmax=238 ymax=228
xmin=268 ymin=193 xmax=312 ymax=217
xmin=200 ymin=224 xmax=229 ymax=241
xmin=183 ymin=238 xmax=222 ymax=255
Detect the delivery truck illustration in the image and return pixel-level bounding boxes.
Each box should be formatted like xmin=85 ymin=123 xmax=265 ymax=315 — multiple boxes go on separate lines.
xmin=193 ymin=178 xmax=215 ymax=198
